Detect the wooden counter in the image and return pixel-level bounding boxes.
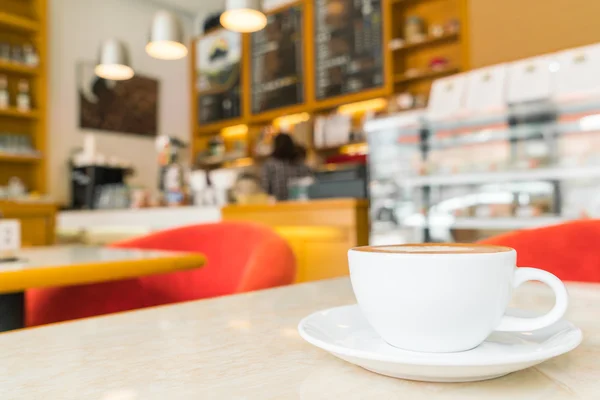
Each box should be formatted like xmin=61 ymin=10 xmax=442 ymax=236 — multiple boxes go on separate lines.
xmin=222 ymin=198 xmax=369 ymax=282
xmin=0 ymin=201 xmax=57 ymax=246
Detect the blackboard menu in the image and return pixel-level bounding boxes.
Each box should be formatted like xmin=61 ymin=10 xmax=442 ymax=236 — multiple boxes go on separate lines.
xmin=196 ymin=29 xmax=242 ymax=124
xmin=251 ymin=5 xmax=304 ymax=114
xmin=315 ymin=0 xmax=384 ymax=100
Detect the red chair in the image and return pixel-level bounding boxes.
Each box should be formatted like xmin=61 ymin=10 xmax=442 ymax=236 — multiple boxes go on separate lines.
xmin=26 ymin=222 xmax=296 ymax=326
xmin=479 ymin=220 xmax=600 ymax=283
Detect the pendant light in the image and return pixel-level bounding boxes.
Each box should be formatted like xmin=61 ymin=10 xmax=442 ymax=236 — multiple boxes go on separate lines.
xmin=220 ymin=0 xmax=267 ymax=33
xmin=146 ymin=10 xmax=188 ymax=60
xmin=95 ymin=39 xmax=134 ymax=81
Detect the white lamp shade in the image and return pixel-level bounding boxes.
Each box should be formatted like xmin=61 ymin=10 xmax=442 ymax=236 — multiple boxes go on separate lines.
xmin=95 ymin=39 xmax=134 ymax=81
xmin=146 ymin=10 xmax=188 ymax=60
xmin=220 ymin=0 xmax=267 ymax=33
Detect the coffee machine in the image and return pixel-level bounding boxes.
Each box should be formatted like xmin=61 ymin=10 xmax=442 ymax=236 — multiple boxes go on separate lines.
xmin=70 ymin=165 xmax=129 ymax=209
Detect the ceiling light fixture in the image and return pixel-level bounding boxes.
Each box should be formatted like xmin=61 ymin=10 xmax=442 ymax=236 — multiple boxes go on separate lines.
xmin=95 ymin=39 xmax=134 ymax=80
xmin=146 ymin=10 xmax=188 ymax=60
xmin=220 ymin=0 xmax=267 ymax=33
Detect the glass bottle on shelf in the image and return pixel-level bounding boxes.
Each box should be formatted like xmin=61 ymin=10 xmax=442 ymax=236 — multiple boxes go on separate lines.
xmin=23 ymin=44 xmax=39 ymax=67
xmin=405 ymin=16 xmax=425 ymax=42
xmin=11 ymin=44 xmax=23 ymax=64
xmin=0 ymin=43 xmax=10 ymax=62
xmin=0 ymin=75 xmax=9 ymax=109
xmin=16 ymin=79 xmax=31 ymax=112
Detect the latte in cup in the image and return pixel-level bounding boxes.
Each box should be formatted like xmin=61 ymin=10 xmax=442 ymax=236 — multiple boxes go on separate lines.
xmin=348 ymin=243 xmax=568 ymax=353
xmin=355 ymin=243 xmax=509 ymax=254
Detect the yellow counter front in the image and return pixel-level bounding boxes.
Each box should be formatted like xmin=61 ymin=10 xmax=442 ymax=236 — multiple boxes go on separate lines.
xmin=0 ymin=201 xmax=57 ymax=247
xmin=222 ymin=199 xmax=369 ymax=283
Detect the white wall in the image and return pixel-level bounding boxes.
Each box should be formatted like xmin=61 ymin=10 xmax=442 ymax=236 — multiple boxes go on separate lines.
xmin=49 ymin=0 xmax=193 ymax=204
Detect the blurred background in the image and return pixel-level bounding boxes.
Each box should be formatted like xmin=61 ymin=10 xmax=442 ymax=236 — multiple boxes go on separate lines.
xmin=2 ymin=0 xmax=600 ymax=280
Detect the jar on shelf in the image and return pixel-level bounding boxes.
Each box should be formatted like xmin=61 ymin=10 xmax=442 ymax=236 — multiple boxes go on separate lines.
xmin=16 ymin=79 xmax=31 ymax=112
xmin=0 ymin=75 xmax=9 ymax=109
xmin=11 ymin=44 xmax=23 ymax=64
xmin=404 ymin=16 xmax=425 ymax=42
xmin=23 ymin=44 xmax=39 ymax=67
xmin=0 ymin=43 xmax=10 ymax=62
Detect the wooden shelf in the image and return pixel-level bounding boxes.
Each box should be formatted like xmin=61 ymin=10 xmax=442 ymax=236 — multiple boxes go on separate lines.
xmin=314 ymin=142 xmax=367 ymax=152
xmin=391 ymin=0 xmax=436 ymax=5
xmin=403 ymin=165 xmax=600 ymax=187
xmin=314 ymin=145 xmax=344 ymax=152
xmin=0 ymin=12 xmax=40 ymax=33
xmin=197 ymin=153 xmax=251 ymax=167
xmin=0 ymin=60 xmax=39 ymax=75
xmin=391 ymin=32 xmax=459 ymax=52
xmin=0 ymin=1 xmax=47 ymax=195
xmin=394 ymin=66 xmax=459 ymax=85
xmin=0 ymin=108 xmax=39 ymax=119
xmin=196 ymin=117 xmax=245 ymax=136
xmin=0 ymin=152 xmax=41 ymax=163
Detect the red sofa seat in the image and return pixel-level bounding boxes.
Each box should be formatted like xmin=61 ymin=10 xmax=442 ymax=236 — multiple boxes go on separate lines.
xmin=26 ymin=222 xmax=296 ymax=326
xmin=480 ymin=220 xmax=600 ymax=283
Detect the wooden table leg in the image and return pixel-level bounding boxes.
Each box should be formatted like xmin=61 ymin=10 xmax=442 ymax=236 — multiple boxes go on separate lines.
xmin=0 ymin=292 xmax=24 ymax=332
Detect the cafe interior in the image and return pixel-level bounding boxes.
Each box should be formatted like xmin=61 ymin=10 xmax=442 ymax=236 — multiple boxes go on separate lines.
xmin=1 ymin=0 xmax=600 ymax=397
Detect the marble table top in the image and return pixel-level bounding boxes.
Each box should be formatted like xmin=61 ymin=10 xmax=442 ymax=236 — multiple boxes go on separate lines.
xmin=0 ymin=245 xmax=205 ymax=293
xmin=0 ymin=278 xmax=598 ymax=399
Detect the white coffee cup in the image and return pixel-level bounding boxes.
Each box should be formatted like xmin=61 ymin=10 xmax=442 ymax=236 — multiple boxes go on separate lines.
xmin=348 ymin=243 xmax=568 ymax=353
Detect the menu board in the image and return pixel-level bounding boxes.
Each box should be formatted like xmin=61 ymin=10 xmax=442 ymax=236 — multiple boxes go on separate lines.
xmin=314 ymin=0 xmax=384 ymax=100
xmin=251 ymin=5 xmax=304 ymax=114
xmin=196 ymin=29 xmax=242 ymax=124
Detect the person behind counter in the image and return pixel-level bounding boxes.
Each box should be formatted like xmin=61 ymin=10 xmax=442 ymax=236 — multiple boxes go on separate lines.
xmin=261 ymin=133 xmax=312 ymax=201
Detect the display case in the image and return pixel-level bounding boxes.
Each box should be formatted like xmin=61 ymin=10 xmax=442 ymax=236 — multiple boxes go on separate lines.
xmin=365 ymin=42 xmax=600 ymax=244
xmin=364 ymin=110 xmax=426 ymax=245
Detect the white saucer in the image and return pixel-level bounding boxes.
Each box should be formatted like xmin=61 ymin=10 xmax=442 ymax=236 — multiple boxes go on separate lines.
xmin=298 ymin=305 xmax=582 ymax=382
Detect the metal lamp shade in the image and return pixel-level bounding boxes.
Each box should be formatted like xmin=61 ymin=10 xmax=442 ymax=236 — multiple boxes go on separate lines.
xmin=95 ymin=39 xmax=134 ymax=81
xmin=220 ymin=0 xmax=267 ymax=33
xmin=146 ymin=10 xmax=188 ymax=60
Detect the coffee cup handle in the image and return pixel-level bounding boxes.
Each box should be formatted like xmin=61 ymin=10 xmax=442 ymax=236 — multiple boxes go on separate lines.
xmin=495 ymin=267 xmax=569 ymax=332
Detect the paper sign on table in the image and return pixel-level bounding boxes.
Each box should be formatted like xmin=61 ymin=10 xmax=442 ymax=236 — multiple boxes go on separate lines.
xmin=507 ymin=55 xmax=554 ymax=104
xmin=553 ymin=42 xmax=600 ymax=103
xmin=465 ymin=64 xmax=508 ymax=114
xmin=0 ymin=219 xmax=21 ymax=259
xmin=427 ymin=73 xmax=468 ymax=121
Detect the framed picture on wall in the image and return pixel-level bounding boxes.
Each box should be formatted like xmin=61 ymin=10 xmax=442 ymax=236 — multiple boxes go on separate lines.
xmin=77 ymin=61 xmax=159 ymax=137
xmin=195 ymin=29 xmax=242 ymax=124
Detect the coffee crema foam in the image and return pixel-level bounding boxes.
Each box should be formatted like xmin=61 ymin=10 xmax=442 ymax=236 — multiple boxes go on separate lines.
xmin=376 ymin=245 xmax=478 ymax=252
xmin=353 ymin=244 xmax=512 ymax=254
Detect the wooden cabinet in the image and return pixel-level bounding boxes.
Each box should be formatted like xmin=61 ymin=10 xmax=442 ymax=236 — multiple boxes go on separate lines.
xmin=0 ymin=202 xmax=56 ymax=246
xmin=222 ymin=198 xmax=368 ymax=282
xmin=0 ymin=2 xmax=50 ymax=245
xmin=0 ymin=0 xmax=48 ymax=194
xmin=190 ymin=0 xmax=471 ymax=168
xmin=469 ymin=0 xmax=600 ymax=68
